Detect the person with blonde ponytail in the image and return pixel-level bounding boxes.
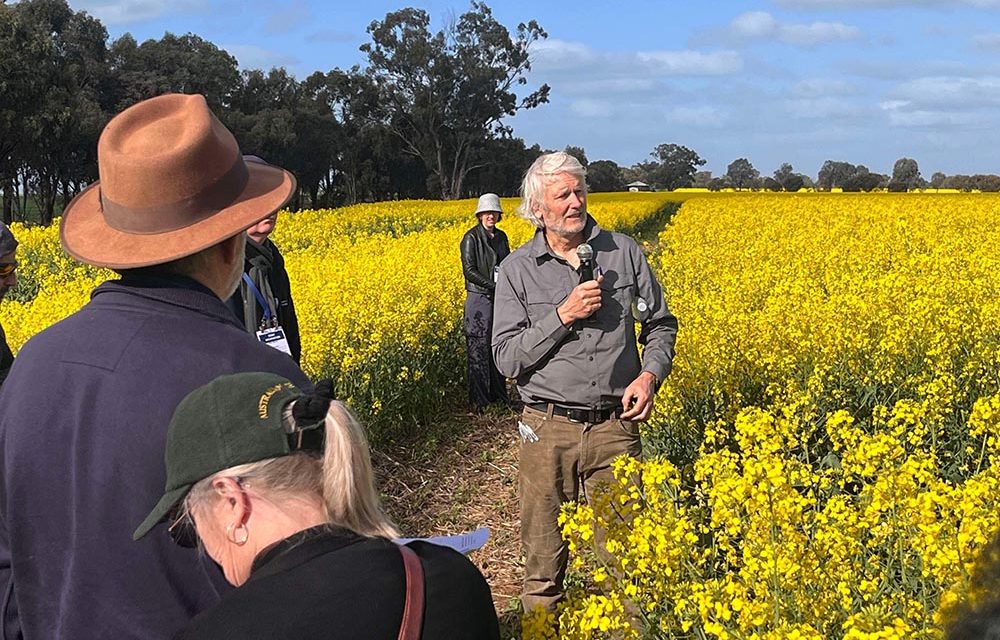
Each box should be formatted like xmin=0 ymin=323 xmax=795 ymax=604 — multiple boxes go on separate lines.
xmin=133 ymin=372 xmax=499 ymax=639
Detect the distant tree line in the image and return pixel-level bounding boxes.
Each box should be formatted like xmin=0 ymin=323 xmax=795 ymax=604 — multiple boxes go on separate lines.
xmin=3 ymin=0 xmax=997 ymax=227
xmin=0 ymin=0 xmax=550 ymax=224
xmin=594 ymin=152 xmax=1000 ymax=194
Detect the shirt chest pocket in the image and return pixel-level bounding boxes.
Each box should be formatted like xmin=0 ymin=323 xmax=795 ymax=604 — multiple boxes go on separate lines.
xmin=599 ymin=273 xmax=635 ymax=322
xmin=525 ymin=289 xmax=567 ymax=325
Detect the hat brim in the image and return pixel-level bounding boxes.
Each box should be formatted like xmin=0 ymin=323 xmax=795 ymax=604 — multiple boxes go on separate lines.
xmin=60 ymin=162 xmax=296 ymax=269
xmin=132 ymin=483 xmax=193 ymax=541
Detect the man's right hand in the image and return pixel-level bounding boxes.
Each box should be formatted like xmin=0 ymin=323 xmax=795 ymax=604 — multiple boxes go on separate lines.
xmin=557 ymin=276 xmax=603 ymax=326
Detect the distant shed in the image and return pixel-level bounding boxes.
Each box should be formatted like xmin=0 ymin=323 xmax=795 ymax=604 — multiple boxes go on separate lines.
xmin=626 ymin=181 xmax=651 ymax=192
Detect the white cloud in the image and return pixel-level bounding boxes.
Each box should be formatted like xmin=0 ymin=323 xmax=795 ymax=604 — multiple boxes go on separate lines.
xmin=879 ymin=80 xmax=997 ymax=127
xmin=636 ymin=50 xmax=744 ymax=75
xmin=220 ymin=44 xmax=299 ymax=70
xmin=780 ymin=21 xmax=863 ymax=45
xmin=786 ymin=97 xmax=866 ymax=118
xmin=529 ymin=39 xmax=597 ymax=71
xmin=666 ymin=106 xmax=728 ymax=127
xmin=561 ymin=78 xmax=660 ymax=96
xmin=973 ymin=33 xmax=1000 ymax=49
xmin=570 ymin=99 xmax=614 ymax=118
xmin=774 ymin=0 xmax=1000 ymax=7
xmin=732 ymin=11 xmax=779 ymax=38
xmin=890 ymin=76 xmax=1000 ymax=108
xmin=728 ymin=11 xmax=862 ymax=46
xmin=793 ymin=78 xmax=860 ymax=97
xmin=882 ymin=108 xmax=981 ymax=127
xmin=73 ymin=0 xmax=207 ymax=25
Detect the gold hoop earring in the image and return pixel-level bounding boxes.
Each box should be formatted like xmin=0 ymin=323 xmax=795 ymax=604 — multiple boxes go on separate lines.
xmin=226 ymin=522 xmax=249 ymax=546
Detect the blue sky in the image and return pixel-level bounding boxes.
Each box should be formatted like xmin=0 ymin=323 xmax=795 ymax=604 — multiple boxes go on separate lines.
xmin=71 ymin=0 xmax=1000 ymax=178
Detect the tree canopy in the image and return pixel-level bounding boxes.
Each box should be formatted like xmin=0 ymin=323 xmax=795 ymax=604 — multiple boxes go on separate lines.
xmin=725 ymin=158 xmax=759 ymax=190
xmin=359 ymin=2 xmax=549 ymax=199
xmin=0 ymin=0 xmax=553 ymax=223
xmin=638 ymin=143 xmax=706 ymax=190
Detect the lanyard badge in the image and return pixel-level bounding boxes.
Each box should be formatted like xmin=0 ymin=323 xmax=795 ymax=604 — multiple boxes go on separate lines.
xmin=243 ymin=274 xmax=291 ymax=356
xmin=256 ymin=326 xmax=293 ymax=356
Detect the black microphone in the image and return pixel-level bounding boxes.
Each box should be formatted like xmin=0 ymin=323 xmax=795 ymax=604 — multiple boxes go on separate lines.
xmin=577 ymin=243 xmax=594 ymax=282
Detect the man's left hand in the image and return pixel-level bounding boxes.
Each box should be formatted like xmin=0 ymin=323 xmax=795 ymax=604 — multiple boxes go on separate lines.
xmin=621 ymin=371 xmax=657 ymax=421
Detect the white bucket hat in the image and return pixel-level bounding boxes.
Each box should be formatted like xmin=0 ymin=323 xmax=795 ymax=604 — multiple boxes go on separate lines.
xmin=474 ymin=193 xmax=502 ymax=215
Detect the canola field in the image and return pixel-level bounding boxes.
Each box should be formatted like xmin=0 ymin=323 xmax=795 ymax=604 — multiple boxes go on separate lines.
xmin=529 ymin=193 xmax=1000 ymax=639
xmin=6 ymin=191 xmax=1000 ymax=638
xmin=0 ymin=192 xmax=678 ymax=440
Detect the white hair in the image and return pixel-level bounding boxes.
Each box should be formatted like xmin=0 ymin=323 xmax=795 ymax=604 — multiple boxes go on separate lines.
xmin=517 ymin=152 xmax=588 ymax=229
xmin=185 ymin=400 xmax=399 ymax=540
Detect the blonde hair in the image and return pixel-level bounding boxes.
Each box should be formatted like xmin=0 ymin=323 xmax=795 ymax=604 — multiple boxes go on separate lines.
xmin=185 ymin=400 xmax=399 ymax=539
xmin=517 ymin=151 xmax=588 ymax=229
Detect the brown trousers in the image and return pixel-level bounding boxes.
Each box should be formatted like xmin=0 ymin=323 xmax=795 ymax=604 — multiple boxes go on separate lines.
xmin=518 ymin=405 xmax=642 ymax=613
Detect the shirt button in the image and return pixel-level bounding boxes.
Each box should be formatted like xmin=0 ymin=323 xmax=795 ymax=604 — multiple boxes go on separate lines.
xmin=591 ymin=381 xmax=596 ymax=386
xmin=588 ymin=356 xmax=594 ymax=361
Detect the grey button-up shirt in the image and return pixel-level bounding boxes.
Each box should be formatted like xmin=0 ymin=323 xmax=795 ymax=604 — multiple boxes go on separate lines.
xmin=491 ymin=216 xmax=678 ymax=409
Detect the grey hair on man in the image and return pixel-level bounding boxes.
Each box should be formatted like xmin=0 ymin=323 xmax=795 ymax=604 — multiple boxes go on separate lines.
xmin=517 ymin=152 xmax=588 ymax=229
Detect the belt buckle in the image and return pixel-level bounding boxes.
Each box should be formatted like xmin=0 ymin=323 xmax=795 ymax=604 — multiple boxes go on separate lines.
xmin=566 ymin=408 xmax=586 ymax=423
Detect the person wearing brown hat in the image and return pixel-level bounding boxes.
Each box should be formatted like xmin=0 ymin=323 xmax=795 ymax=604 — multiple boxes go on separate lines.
xmin=460 ymin=193 xmax=510 ymax=414
xmin=134 ymin=372 xmax=500 ymax=640
xmin=0 ymin=222 xmax=17 ymax=386
xmin=0 ymin=94 xmax=310 ymax=640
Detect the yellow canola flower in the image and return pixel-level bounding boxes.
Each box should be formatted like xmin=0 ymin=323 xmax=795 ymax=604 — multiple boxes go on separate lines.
xmin=544 ymin=193 xmax=1000 ymax=639
xmin=0 ymin=193 xmax=675 ymax=438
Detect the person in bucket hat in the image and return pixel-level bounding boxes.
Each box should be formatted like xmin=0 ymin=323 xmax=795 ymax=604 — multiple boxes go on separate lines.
xmin=135 ymin=372 xmax=500 ymax=640
xmin=460 ymin=193 xmax=510 ymax=414
xmin=0 ymin=94 xmax=310 ymax=639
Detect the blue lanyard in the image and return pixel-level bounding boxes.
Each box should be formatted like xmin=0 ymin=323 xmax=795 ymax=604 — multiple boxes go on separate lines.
xmin=242 ymin=274 xmax=274 ymax=321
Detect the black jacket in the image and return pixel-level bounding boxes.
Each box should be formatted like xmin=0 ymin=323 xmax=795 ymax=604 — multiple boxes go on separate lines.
xmin=228 ymin=237 xmax=301 ymax=363
xmin=460 ymin=224 xmax=510 ymax=295
xmin=0 ymin=322 xmax=11 ymax=387
xmin=176 ymin=526 xmax=500 ymax=640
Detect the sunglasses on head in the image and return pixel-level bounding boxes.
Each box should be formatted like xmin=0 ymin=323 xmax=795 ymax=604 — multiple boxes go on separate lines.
xmin=0 ymin=263 xmax=15 ymax=278
xmin=165 ymin=505 xmax=198 ymax=548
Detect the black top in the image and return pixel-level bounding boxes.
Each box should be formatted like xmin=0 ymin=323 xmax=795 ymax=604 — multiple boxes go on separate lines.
xmin=176 ymin=526 xmax=500 ymax=640
xmin=0 ymin=322 xmax=12 ymax=387
xmin=228 ymin=237 xmax=302 ymax=363
xmin=460 ymin=224 xmax=510 ymax=295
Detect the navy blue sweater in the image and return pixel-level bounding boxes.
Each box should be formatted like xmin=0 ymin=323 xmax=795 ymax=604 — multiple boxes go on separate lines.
xmin=0 ymin=275 xmax=310 ymax=639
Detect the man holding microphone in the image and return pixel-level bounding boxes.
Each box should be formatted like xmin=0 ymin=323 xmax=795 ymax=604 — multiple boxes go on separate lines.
xmin=492 ymin=152 xmax=678 ymax=612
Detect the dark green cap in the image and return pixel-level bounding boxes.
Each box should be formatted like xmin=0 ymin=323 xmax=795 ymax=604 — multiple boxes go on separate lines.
xmin=133 ymin=372 xmax=307 ymax=540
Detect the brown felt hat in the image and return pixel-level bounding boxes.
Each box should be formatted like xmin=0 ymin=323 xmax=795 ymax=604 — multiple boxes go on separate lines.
xmin=60 ymin=93 xmax=296 ymax=269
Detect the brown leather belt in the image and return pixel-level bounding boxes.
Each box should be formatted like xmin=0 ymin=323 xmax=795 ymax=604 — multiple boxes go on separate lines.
xmin=526 ymin=402 xmax=623 ymax=423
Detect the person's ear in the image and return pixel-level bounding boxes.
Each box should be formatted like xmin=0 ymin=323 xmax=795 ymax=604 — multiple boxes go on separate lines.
xmin=211 ymin=477 xmax=250 ymax=524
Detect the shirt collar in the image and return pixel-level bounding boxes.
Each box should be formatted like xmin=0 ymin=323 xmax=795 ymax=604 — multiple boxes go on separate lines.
xmin=116 ymin=271 xmax=217 ymax=297
xmin=248 ymin=524 xmax=363 ymax=582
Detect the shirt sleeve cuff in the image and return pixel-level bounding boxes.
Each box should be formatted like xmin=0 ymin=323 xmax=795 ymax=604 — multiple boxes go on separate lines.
xmin=642 ymin=363 xmax=669 ymax=389
xmin=539 ymin=308 xmax=572 ymax=343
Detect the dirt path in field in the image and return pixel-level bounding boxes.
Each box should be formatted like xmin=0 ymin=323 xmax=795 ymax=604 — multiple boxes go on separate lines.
xmin=372 ymin=404 xmax=523 ymax=633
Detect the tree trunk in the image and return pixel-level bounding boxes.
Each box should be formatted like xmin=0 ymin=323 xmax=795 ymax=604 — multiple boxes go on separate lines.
xmin=1 ymin=180 xmax=12 ymax=225
xmin=35 ymin=173 xmax=56 ymax=226
xmin=435 ymin=144 xmax=454 ymax=200
xmin=61 ymin=179 xmax=71 ymax=211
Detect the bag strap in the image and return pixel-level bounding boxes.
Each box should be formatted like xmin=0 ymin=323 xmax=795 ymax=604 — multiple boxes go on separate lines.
xmin=398 ymin=544 xmax=425 ymax=640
